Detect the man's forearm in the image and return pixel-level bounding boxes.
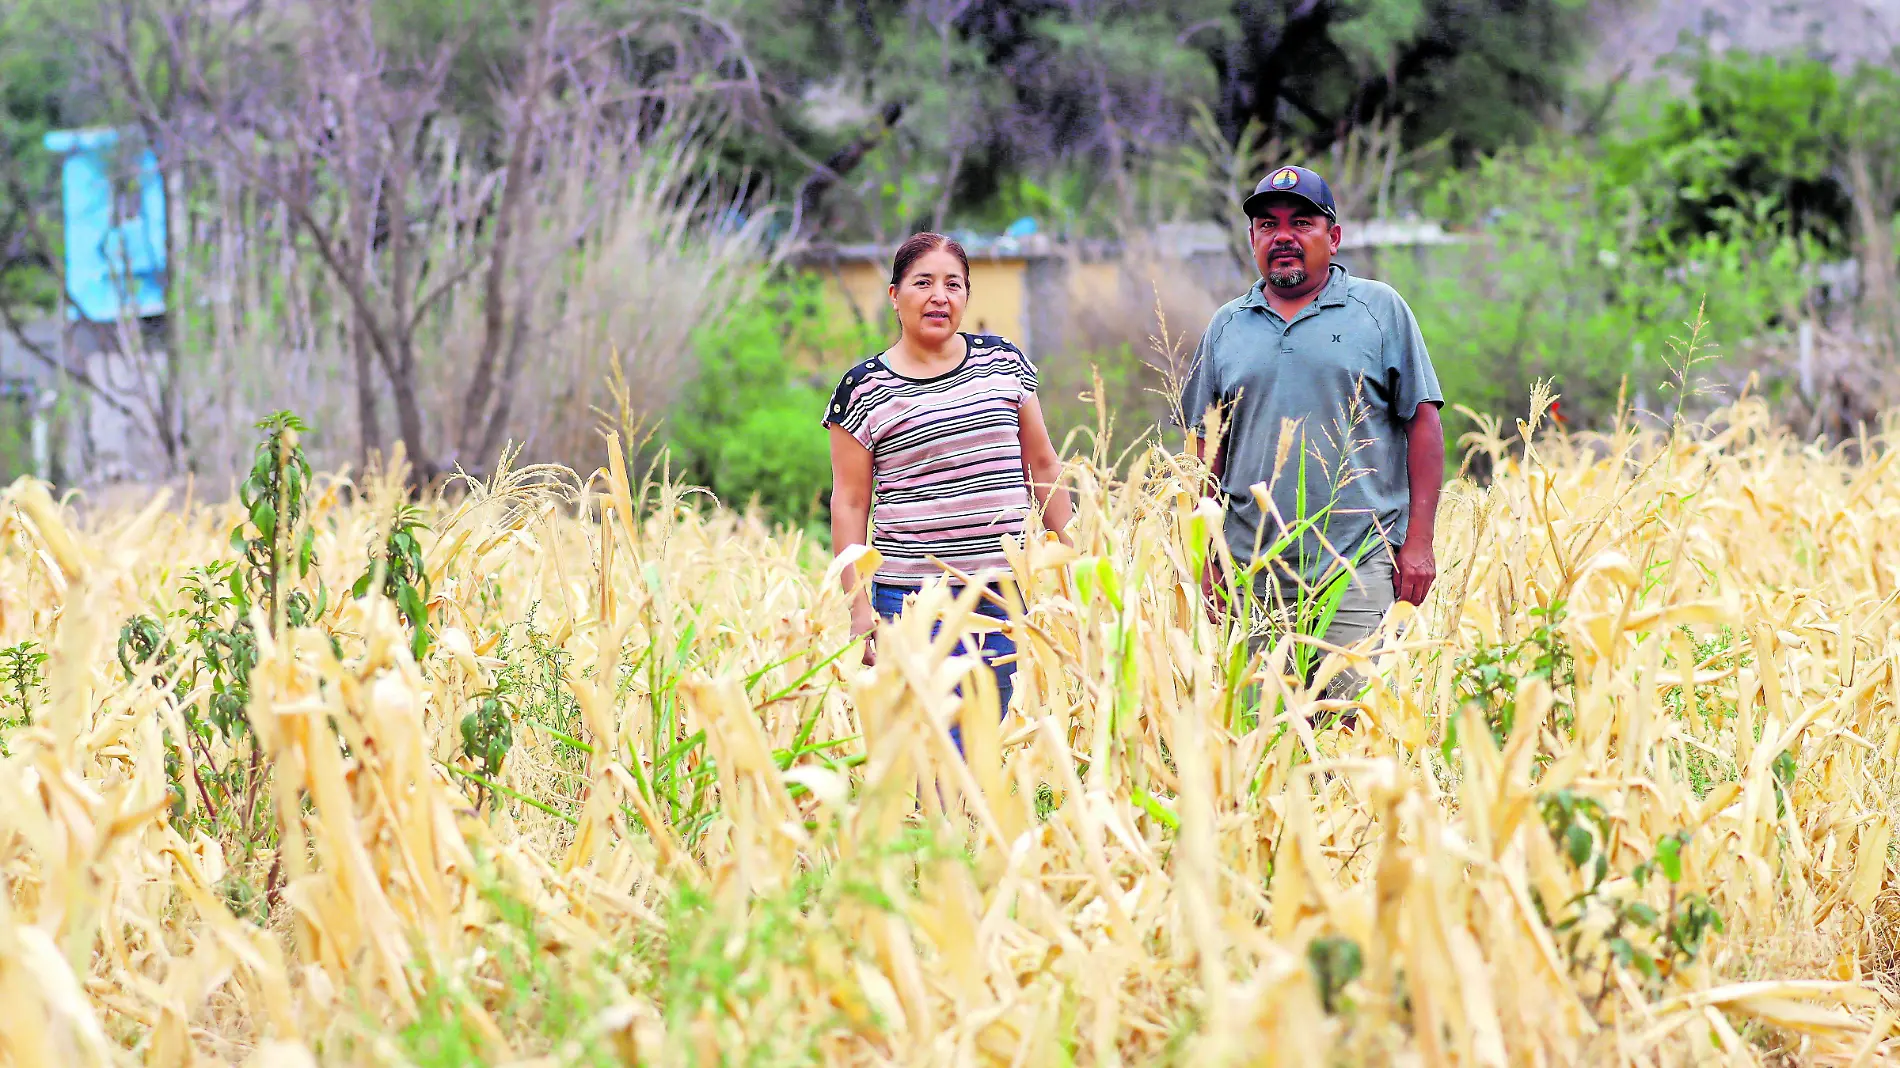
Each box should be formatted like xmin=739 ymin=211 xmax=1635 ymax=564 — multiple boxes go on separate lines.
xmin=1192 ymin=432 xmax=1225 ymax=498
xmin=1192 ymin=432 xmax=1229 ymax=601
xmin=1405 ymin=405 xmax=1445 ymax=542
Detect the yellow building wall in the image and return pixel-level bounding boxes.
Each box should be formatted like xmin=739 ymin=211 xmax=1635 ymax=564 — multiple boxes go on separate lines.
xmin=823 ymin=261 xmax=892 ymax=335
xmin=965 ymin=262 xmax=1026 ymax=342
xmin=813 ymin=258 xmax=1028 ymax=345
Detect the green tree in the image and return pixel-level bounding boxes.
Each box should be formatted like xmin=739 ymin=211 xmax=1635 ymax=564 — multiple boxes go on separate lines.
xmin=0 ymin=0 xmax=75 ymax=327
xmin=1602 ymin=52 xmax=1853 ymax=255
xmin=1601 ymin=50 xmax=1900 ymax=354
xmin=716 ymin=0 xmax=1599 ymax=240
xmin=1838 ymin=63 xmax=1900 ymax=355
xmin=1208 ymin=0 xmax=1593 ymax=162
xmin=665 ymin=275 xmax=879 ymax=526
xmin=1390 ymin=138 xmax=1813 ymax=437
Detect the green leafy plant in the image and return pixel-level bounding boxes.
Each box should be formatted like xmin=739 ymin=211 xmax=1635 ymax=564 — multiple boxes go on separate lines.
xmin=182 ymin=562 xmax=261 ymax=742
xmin=235 ymin=411 xmax=322 ymax=633
xmin=1601 ymin=51 xmax=1857 ymax=257
xmin=1391 ymin=137 xmax=1816 ymax=440
xmin=112 ymin=414 xmax=325 ymax=857
xmin=354 ymin=503 xmax=432 ymax=660
xmin=1539 ymin=790 xmax=1726 ymax=1004
xmin=1539 ymin=789 xmax=1613 ymax=889
xmin=0 ymin=639 xmax=46 ymax=750
xmin=116 ymin=615 xmax=170 ymax=681
xmin=115 ymin=614 xmax=191 ymax=819
xmin=1444 ymin=601 xmax=1575 ymax=762
xmin=0 ymin=639 xmax=46 ymax=721
xmin=459 ymin=689 xmax=516 ymax=809
xmin=445 ymin=612 xmax=573 ymax=818
xmin=115 ymin=563 xmax=266 ymax=842
xmin=1307 ymin=935 xmax=1364 ymax=1015
xmin=664 ymin=275 xmax=879 ymax=528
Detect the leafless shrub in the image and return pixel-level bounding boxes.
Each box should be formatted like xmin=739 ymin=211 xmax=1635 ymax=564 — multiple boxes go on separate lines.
xmin=65 ymin=0 xmax=775 ymax=484
xmin=1720 ymin=322 xmax=1898 ymax=446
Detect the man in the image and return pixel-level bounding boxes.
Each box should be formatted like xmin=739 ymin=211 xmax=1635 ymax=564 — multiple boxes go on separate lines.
xmin=1179 ymin=164 xmax=1444 ymax=699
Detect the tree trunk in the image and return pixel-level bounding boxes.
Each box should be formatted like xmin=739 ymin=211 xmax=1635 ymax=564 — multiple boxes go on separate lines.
xmin=352 ymin=313 xmax=382 ymax=470
xmin=1848 ymin=143 xmax=1899 ymax=360
xmin=161 ymin=149 xmax=191 ymax=475
xmin=389 ymin=337 xmax=435 ymax=485
xmin=932 ymin=141 xmax=965 ymax=234
xmin=458 ymin=0 xmax=554 ymax=465
xmin=473 ymin=311 xmax=531 ymax=466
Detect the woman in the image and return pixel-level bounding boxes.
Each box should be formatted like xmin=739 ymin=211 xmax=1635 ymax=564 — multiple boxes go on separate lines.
xmin=824 ymin=232 xmax=1072 ymax=730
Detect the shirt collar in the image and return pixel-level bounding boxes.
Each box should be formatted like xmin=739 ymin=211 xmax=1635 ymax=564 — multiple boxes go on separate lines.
xmin=1241 ymin=262 xmax=1352 ymax=312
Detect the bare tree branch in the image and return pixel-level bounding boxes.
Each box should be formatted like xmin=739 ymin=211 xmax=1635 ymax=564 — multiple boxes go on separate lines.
xmin=0 ymin=301 xmax=140 ymax=422
xmin=457 ymin=0 xmax=558 ymax=466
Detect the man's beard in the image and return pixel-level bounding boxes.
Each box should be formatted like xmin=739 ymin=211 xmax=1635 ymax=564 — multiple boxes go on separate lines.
xmin=1266 ymin=262 xmax=1308 ymax=289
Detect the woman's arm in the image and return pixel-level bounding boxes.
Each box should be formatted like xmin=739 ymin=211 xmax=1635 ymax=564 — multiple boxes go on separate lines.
xmin=828 ymin=425 xmax=879 ymax=662
xmin=1018 ymin=396 xmax=1073 ymax=545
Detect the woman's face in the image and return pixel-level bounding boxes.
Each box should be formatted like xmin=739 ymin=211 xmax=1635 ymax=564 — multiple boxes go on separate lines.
xmin=889 ymin=248 xmax=968 ymax=346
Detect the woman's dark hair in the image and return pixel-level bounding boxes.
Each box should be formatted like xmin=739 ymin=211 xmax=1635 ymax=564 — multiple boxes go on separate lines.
xmin=890 ymin=232 xmax=970 ymax=287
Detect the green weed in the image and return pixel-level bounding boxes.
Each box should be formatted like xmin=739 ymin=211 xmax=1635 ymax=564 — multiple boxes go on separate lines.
xmin=1539 ymin=790 xmax=1726 ymax=1006
xmin=1442 ymin=601 xmax=1576 ymax=764
xmin=353 ymin=502 xmax=431 ymax=660
xmin=113 ymin=413 xmax=325 ymax=860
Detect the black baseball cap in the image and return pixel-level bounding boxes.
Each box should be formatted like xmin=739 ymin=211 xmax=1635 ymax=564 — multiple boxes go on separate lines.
xmin=1243 ymin=165 xmax=1337 ymax=221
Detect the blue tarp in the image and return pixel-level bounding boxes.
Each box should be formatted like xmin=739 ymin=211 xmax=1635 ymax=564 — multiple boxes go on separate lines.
xmin=41 ymin=128 xmax=167 ymax=322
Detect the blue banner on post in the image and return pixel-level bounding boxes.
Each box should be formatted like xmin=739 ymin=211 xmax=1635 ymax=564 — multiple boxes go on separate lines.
xmin=42 ymin=127 xmax=167 ymax=323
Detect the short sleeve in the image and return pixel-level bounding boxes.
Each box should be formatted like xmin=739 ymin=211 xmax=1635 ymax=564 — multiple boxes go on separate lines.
xmin=1013 ymin=342 xmax=1038 ymax=397
xmin=1381 ymin=293 xmax=1442 ymax=420
xmin=1176 ymin=320 xmax=1224 ymax=431
xmin=822 ymin=361 xmax=877 ymax=451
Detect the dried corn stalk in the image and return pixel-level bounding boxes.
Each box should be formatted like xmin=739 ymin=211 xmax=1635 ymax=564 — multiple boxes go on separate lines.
xmin=0 ymin=401 xmax=1897 ymax=1065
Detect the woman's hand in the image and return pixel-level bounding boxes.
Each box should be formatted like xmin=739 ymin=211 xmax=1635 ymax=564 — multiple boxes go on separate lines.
xmin=851 ymin=600 xmax=879 ymax=666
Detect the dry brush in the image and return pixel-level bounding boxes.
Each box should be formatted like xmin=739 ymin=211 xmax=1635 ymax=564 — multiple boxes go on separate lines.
xmin=1 ymin=399 xmax=1899 ymax=1065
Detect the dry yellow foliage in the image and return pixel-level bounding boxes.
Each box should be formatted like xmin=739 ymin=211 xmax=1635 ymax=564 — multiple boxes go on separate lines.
xmin=2 ymin=400 xmax=1899 ymax=1066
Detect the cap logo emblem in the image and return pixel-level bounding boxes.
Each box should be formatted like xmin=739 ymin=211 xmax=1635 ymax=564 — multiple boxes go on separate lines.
xmin=1269 ymin=168 xmax=1300 ymax=189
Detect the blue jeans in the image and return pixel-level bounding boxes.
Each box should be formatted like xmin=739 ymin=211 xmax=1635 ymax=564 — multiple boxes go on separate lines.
xmin=871 ymin=582 xmax=1017 ymax=752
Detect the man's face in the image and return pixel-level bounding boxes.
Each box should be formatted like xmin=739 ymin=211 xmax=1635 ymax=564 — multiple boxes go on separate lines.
xmin=1248 ymin=199 xmax=1341 ymax=291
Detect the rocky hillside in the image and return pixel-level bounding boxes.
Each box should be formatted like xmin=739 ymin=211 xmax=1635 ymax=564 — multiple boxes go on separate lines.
xmin=1586 ymin=0 xmax=1899 ymax=82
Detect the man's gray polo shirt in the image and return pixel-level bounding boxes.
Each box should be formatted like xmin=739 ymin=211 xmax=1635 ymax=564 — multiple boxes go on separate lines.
xmin=1179 ymin=263 xmax=1442 ymax=583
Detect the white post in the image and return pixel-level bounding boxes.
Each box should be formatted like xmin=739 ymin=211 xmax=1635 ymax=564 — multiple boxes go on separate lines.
xmin=1630 ymin=341 xmax=1646 ymax=424
xmin=30 ymin=390 xmax=53 ymax=482
xmin=1798 ymin=320 xmax=1815 ymax=401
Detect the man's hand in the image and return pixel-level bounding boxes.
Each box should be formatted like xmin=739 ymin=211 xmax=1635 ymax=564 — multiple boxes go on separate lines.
xmin=851 ymin=601 xmax=879 ymax=666
xmin=1200 ymin=554 xmax=1226 ymax=625
xmin=1393 ymin=538 xmax=1436 ymax=606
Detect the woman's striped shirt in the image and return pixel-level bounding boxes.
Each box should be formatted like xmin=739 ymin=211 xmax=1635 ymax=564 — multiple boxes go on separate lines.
xmin=823 ymin=334 xmax=1038 ymax=588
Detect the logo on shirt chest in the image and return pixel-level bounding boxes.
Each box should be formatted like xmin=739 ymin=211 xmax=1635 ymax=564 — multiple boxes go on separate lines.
xmin=1236 ymin=324 xmax=1378 ymax=401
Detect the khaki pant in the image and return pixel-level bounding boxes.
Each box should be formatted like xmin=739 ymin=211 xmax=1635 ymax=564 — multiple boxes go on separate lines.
xmin=1246 ymin=553 xmax=1395 ymax=702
